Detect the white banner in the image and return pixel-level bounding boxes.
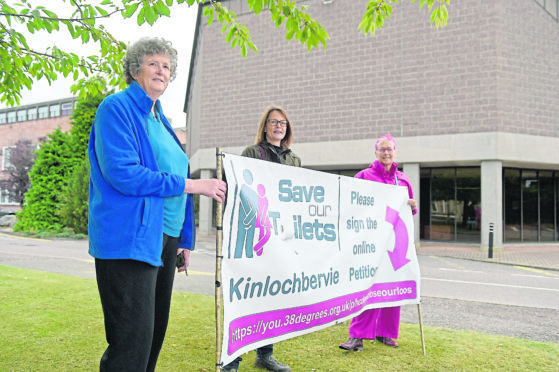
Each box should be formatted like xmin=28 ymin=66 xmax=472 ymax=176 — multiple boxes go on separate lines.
xmin=219 ymin=153 xmax=420 ymax=365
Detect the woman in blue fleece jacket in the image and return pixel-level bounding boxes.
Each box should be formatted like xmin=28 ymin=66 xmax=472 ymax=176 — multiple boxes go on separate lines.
xmin=88 ymin=37 xmax=226 ymax=372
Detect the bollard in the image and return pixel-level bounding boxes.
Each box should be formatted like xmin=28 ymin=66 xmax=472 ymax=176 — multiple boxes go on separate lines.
xmin=488 ymin=223 xmax=494 ymax=259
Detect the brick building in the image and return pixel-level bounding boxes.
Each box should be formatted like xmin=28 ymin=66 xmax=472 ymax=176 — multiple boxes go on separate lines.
xmin=0 ymin=98 xmax=77 ymax=211
xmin=184 ymin=0 xmax=559 ymax=248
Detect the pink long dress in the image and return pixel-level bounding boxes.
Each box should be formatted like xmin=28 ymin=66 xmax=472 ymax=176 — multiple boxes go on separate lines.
xmin=348 ymin=160 xmax=417 ymax=340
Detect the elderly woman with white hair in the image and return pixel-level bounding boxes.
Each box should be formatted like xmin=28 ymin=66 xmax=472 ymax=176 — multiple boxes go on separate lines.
xmin=88 ymin=37 xmax=226 ymax=371
xmin=339 ymin=133 xmax=417 ymax=352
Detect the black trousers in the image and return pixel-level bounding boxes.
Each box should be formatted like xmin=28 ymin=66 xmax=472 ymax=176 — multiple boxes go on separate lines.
xmin=95 ymin=234 xmax=178 ymax=372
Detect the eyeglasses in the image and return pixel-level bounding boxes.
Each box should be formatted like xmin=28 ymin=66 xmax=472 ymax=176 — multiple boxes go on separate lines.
xmin=377 ymin=147 xmax=394 ymax=153
xmin=267 ymin=119 xmax=289 ymax=127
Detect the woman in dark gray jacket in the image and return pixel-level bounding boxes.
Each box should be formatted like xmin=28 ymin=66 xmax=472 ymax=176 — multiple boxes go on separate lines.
xmin=241 ymin=105 xmax=301 ymax=167
xmin=222 ymin=105 xmax=299 ymax=372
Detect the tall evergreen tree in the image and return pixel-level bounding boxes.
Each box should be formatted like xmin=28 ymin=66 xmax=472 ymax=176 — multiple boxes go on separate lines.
xmin=69 ymin=90 xmax=108 ymax=158
xmin=14 ymin=128 xmax=77 ymax=232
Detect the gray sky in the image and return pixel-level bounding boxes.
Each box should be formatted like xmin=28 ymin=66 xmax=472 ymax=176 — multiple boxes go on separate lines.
xmin=2 ymin=2 xmax=198 ymax=127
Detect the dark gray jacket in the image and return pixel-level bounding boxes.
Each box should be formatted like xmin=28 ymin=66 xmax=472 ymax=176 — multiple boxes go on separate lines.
xmin=241 ymin=142 xmax=301 ymax=167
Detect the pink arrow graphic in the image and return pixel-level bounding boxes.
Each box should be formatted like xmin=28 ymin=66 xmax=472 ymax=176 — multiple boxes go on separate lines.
xmin=385 ymin=206 xmax=410 ymax=271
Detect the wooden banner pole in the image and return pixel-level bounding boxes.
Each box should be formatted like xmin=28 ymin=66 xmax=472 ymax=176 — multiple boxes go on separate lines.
xmin=215 ymin=147 xmax=224 ymax=371
xmin=418 ymin=303 xmax=426 ymax=356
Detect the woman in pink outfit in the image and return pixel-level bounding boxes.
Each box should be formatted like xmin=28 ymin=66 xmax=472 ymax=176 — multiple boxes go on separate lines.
xmin=339 ymin=133 xmax=417 ymax=351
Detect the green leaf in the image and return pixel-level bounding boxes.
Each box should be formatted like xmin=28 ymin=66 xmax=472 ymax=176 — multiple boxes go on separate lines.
xmin=42 ymin=9 xmax=58 ymax=18
xmin=44 ymin=21 xmax=53 ymax=33
xmin=430 ymin=7 xmax=437 ymax=24
xmin=225 ymin=25 xmax=235 ymax=43
xmin=95 ymin=6 xmax=109 ymax=17
xmin=203 ymin=6 xmax=214 ymax=26
xmin=301 ymin=28 xmax=309 ymax=41
xmin=80 ymin=30 xmax=90 ymax=43
xmin=285 ymin=30 xmax=295 ymax=40
xmin=64 ymin=21 xmax=76 ymax=38
xmin=155 ymin=0 xmax=171 ymax=17
xmin=440 ymin=5 xmax=448 ymax=26
xmin=123 ymin=3 xmax=139 ymax=18
xmin=137 ymin=8 xmax=146 ymax=26
xmin=252 ymin=0 xmax=262 ymax=14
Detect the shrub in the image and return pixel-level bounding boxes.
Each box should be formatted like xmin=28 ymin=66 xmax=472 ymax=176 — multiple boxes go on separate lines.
xmin=57 ymin=158 xmax=89 ymax=234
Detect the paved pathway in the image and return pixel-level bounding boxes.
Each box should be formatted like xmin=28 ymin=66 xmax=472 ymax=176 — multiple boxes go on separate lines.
xmin=418 ymin=242 xmax=559 ymax=271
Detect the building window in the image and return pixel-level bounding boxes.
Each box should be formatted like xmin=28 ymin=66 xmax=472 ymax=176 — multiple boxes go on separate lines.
xmin=61 ymin=102 xmax=74 ymax=116
xmin=50 ymin=104 xmax=60 ymax=117
xmin=27 ymin=108 xmax=37 ymax=120
xmin=38 ymin=106 xmax=49 ymax=119
xmin=540 ymin=171 xmax=555 ymax=242
xmin=2 ymin=146 xmax=15 ymax=170
xmin=429 ymin=168 xmax=457 ymax=241
xmin=456 ymin=168 xmax=482 ymax=241
xmin=503 ymin=169 xmax=521 ymax=242
xmin=503 ymin=168 xmax=558 ymax=242
xmin=1 ymin=189 xmax=9 ymax=204
xmin=7 ymin=111 xmax=16 ymax=123
xmin=0 ymin=113 xmax=6 ymax=124
xmin=0 ymin=188 xmax=18 ymax=205
xmin=522 ymin=170 xmax=539 ymax=242
xmin=420 ymin=167 xmax=481 ymax=243
xmin=17 ymin=110 xmax=27 ymax=122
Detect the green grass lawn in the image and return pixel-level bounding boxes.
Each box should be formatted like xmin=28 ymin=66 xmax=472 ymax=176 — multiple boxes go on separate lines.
xmin=1 ymin=265 xmax=558 ymax=371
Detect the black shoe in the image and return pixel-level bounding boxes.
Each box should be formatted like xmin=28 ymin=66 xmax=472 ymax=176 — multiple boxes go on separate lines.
xmin=221 ymin=361 xmax=239 ymax=372
xmin=254 ymin=355 xmax=291 ymax=372
xmin=339 ymin=337 xmax=364 ymax=351
xmin=376 ymin=336 xmax=399 ymax=347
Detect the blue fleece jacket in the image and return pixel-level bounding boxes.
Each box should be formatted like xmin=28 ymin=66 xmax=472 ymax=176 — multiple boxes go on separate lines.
xmin=88 ymin=82 xmax=196 ymax=266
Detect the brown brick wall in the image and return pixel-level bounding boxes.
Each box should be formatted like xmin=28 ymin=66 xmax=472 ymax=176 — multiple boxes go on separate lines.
xmin=186 ymin=0 xmax=559 ymax=153
xmin=496 ymin=1 xmax=559 ymax=136
xmin=0 ymin=117 xmax=72 ymax=146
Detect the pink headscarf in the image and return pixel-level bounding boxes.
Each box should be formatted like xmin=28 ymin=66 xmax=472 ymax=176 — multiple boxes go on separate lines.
xmin=375 ymin=133 xmax=397 ymax=151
